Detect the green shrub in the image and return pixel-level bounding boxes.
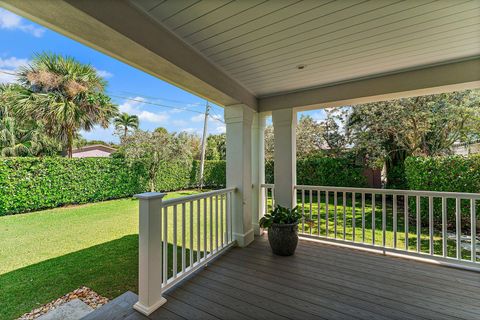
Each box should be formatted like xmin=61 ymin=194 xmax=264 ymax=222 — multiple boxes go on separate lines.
xmin=0 ymin=157 xmax=146 ymax=215
xmin=405 ymin=156 xmax=480 ymax=227
xmin=266 ymin=157 xmax=367 ymax=187
xmin=0 ymin=158 xmax=227 ymax=215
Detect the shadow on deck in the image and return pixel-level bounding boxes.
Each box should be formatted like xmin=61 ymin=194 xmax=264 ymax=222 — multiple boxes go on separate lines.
xmin=82 ymin=235 xmax=480 ymax=320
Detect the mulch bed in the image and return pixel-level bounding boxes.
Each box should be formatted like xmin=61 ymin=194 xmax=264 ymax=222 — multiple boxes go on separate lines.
xmin=17 ymin=286 xmax=109 ymax=320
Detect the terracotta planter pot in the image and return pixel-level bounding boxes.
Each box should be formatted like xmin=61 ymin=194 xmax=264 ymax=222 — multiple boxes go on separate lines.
xmin=267 ymin=222 xmax=299 ymax=256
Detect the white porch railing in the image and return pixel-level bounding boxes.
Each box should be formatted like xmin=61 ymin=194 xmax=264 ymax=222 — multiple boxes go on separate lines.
xmin=134 ymin=188 xmax=235 ymax=315
xmin=261 ymin=184 xmax=480 ymax=270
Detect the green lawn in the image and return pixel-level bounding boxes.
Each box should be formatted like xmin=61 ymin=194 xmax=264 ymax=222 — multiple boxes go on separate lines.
xmin=0 ymin=189 xmax=229 ymax=320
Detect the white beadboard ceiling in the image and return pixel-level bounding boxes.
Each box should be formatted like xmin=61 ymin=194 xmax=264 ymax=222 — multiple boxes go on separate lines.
xmin=131 ymin=0 xmax=480 ymax=97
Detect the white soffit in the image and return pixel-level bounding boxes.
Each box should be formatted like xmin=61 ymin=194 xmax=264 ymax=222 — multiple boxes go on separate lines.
xmin=131 ymin=0 xmax=480 ymax=97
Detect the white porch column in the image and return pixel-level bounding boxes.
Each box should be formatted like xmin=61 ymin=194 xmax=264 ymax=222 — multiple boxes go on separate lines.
xmin=252 ymin=113 xmax=267 ymax=235
xmin=272 ymin=108 xmax=297 ymax=208
xmin=225 ymin=104 xmax=255 ymax=247
xmin=134 ymin=192 xmax=167 ymax=316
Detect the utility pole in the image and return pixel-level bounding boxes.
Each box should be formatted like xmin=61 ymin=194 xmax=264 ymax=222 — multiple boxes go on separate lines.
xmin=199 ymin=101 xmax=210 ymax=189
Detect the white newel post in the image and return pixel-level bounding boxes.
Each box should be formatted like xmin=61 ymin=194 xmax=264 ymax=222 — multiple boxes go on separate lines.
xmin=134 ymin=192 xmax=167 ymax=315
xmin=225 ymin=104 xmax=255 ymax=247
xmin=252 ymin=113 xmax=267 ymax=235
xmin=272 ymin=108 xmax=297 ymax=208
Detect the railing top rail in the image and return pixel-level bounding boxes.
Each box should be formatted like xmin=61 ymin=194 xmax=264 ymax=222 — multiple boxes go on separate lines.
xmin=163 ymin=187 xmax=236 ymax=206
xmin=261 ymin=183 xmax=274 ymax=188
xmin=294 ymin=184 xmax=480 ymax=199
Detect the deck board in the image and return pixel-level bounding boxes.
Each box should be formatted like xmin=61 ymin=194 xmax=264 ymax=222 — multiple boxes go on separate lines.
xmin=83 ymin=235 xmax=480 ymax=320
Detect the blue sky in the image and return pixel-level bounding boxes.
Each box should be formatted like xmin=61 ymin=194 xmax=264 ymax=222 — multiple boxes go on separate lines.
xmin=0 ymin=8 xmax=324 ymax=143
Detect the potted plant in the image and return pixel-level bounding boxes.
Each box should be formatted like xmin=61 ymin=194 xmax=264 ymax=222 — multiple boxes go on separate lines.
xmin=259 ymin=205 xmax=302 ymax=256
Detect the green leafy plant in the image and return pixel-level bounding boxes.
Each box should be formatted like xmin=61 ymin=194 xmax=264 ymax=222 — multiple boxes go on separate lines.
xmin=259 ymin=205 xmax=302 ymax=228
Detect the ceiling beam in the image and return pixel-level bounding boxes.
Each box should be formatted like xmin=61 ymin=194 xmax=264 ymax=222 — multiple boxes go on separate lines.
xmin=0 ymin=0 xmax=257 ymax=111
xmin=259 ymin=58 xmax=480 ymax=111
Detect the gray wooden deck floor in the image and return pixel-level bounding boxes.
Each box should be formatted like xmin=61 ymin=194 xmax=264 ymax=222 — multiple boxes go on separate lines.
xmin=83 ymin=235 xmax=480 ymax=320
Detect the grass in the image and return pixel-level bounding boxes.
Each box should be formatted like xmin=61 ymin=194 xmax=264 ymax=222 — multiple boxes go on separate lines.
xmin=0 ymin=189 xmax=228 ymax=320
xmin=283 ymin=192 xmax=479 ymax=261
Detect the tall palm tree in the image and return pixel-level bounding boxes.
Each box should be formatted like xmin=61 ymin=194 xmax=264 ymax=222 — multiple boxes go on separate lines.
xmin=10 ymin=53 xmax=118 ymax=157
xmin=114 ymin=112 xmax=139 ymax=138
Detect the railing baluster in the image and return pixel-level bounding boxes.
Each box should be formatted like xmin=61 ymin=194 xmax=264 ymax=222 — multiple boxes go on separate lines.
xmin=301 ymin=189 xmax=305 ymax=234
xmin=264 ymin=187 xmax=268 ymax=216
xmin=372 ymin=194 xmax=375 ymax=245
xmin=343 ymin=192 xmax=347 ymax=240
xmin=325 ymin=191 xmax=329 ymax=237
xmin=173 ymin=205 xmax=177 ymax=278
xmin=416 ymin=196 xmax=421 ymax=253
xmin=456 ymin=197 xmax=461 ymax=260
xmin=442 ymin=197 xmax=447 ymax=258
xmin=382 ymin=194 xmax=386 ymax=247
xmin=317 ymin=190 xmax=321 ymax=236
xmin=429 ymin=196 xmax=433 ymax=255
xmin=405 ymin=195 xmax=409 ymax=251
xmin=189 ymin=201 xmax=193 ymax=268
xmin=197 ymin=200 xmax=201 ymax=263
xmin=309 ymin=190 xmax=313 ymax=235
xmin=226 ymin=192 xmax=231 ymax=243
xmin=220 ymin=194 xmax=224 ymax=248
xmin=362 ymin=192 xmax=365 ymax=243
xmin=334 ymin=191 xmax=338 ymax=238
xmin=272 ymin=187 xmax=275 ymax=208
xmin=209 ymin=196 xmax=213 ymax=256
xmin=181 ymin=203 xmax=186 ymax=273
xmin=203 ymin=198 xmax=207 ymax=260
xmin=471 ymin=199 xmax=476 ymax=262
xmin=352 ymin=192 xmax=356 ymax=242
xmin=215 ymin=195 xmax=219 ymax=252
xmin=393 ymin=194 xmax=397 ymax=249
xmin=163 ymin=206 xmax=168 ymax=285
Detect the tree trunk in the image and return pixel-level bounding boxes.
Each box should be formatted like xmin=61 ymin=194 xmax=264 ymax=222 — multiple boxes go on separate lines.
xmin=67 ymin=129 xmax=73 ymax=158
xmin=124 ymin=127 xmax=128 ymax=138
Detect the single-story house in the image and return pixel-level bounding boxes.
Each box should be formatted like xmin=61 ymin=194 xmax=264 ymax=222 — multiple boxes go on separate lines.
xmin=71 ymin=145 xmax=116 ymax=158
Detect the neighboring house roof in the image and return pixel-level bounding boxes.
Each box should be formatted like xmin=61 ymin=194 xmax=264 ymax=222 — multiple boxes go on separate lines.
xmin=71 ymin=144 xmax=117 ymax=158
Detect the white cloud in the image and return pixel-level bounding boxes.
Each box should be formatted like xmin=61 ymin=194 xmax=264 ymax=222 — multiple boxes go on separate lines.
xmin=172 ymin=119 xmax=187 ymax=126
xmin=191 ymin=113 xmax=205 ymax=122
xmin=0 ymin=56 xmax=29 ymax=84
xmin=0 ymin=9 xmax=45 ymax=37
xmin=118 ymin=97 xmax=169 ymax=124
xmin=94 ymin=68 xmax=113 ymax=78
xmin=0 ymin=56 xmax=29 ymax=69
xmin=214 ymin=125 xmax=226 ymax=133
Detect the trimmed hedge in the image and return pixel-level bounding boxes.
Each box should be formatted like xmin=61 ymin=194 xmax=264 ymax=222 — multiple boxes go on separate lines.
xmin=0 ymin=158 xmax=226 ymax=216
xmin=405 ymin=156 xmax=480 ymax=226
xmin=0 ymin=157 xmax=146 ymax=215
xmin=266 ymin=157 xmax=367 ymax=187
xmin=1 ymin=156 xmax=368 ymax=216
xmin=405 ymin=155 xmax=480 ymax=193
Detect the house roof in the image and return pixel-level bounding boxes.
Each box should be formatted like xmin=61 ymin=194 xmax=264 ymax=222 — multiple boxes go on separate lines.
xmin=72 ymin=144 xmax=117 ymax=154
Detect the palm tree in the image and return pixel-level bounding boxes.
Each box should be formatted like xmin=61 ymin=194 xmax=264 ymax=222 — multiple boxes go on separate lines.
xmin=10 ymin=53 xmax=118 ymax=157
xmin=114 ymin=112 xmax=139 ymax=138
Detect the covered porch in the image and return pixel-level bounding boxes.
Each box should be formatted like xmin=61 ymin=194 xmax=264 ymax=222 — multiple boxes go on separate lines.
xmin=83 ymin=235 xmax=480 ymax=320
xmin=2 ymin=0 xmax=479 ymax=319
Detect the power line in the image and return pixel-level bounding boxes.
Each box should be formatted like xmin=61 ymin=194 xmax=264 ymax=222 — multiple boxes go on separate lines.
xmin=110 ymin=94 xmax=225 ymax=124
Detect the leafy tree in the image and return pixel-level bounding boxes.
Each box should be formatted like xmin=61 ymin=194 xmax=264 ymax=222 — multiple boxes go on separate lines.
xmin=296 ymin=115 xmax=325 ymax=158
xmin=8 ymin=53 xmax=118 ymax=157
xmin=206 ymin=133 xmax=226 ymax=160
xmin=346 ymin=90 xmax=480 ymax=168
xmin=121 ymin=129 xmax=191 ymax=192
xmin=264 ymin=115 xmax=328 ymax=160
xmin=0 ymin=84 xmax=62 ymax=156
xmin=114 ymin=112 xmax=139 ymax=138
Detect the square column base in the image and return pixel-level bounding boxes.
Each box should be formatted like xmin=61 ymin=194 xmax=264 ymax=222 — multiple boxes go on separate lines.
xmin=133 ymin=297 xmax=167 ymax=316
